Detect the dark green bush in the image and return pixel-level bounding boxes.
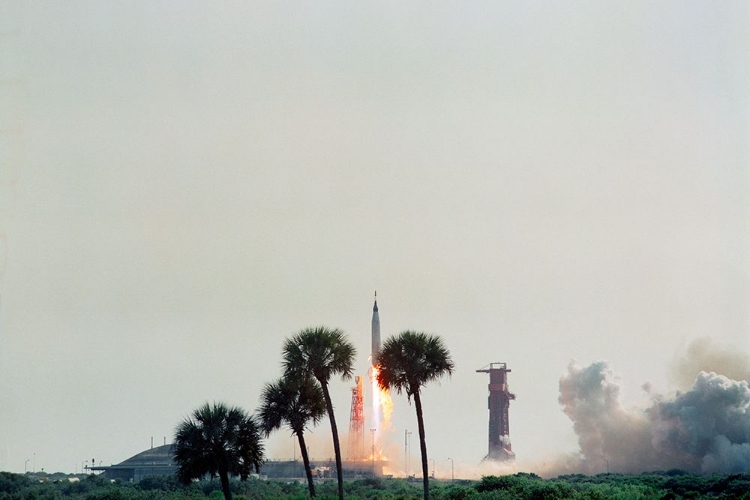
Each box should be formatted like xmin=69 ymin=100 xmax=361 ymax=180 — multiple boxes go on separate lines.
xmin=0 ymin=473 xmax=31 ymax=495
xmin=2 ymin=470 xmax=750 ymax=500
xmin=475 ymin=475 xmax=516 ymax=493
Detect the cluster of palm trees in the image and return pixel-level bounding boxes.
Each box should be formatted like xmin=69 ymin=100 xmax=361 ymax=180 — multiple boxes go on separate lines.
xmin=173 ymin=326 xmax=453 ymax=500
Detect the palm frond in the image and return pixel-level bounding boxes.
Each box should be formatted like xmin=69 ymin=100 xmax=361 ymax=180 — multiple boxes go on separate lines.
xmin=258 ymin=375 xmax=326 ymax=437
xmin=377 ymin=331 xmax=454 ymax=400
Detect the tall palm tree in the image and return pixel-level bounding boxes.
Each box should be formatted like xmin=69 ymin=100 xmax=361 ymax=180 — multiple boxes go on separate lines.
xmin=282 ymin=326 xmax=356 ymax=500
xmin=377 ymin=331 xmax=454 ymax=500
xmin=258 ymin=375 xmax=326 ymax=497
xmin=173 ymin=402 xmax=265 ymax=500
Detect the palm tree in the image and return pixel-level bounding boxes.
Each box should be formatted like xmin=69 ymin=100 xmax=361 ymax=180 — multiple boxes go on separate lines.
xmin=377 ymin=331 xmax=454 ymax=500
xmin=173 ymin=402 xmax=265 ymax=500
xmin=282 ymin=326 xmax=356 ymax=500
xmin=258 ymin=375 xmax=326 ymax=497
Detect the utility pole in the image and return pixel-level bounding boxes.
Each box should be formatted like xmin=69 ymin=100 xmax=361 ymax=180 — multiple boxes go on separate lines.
xmin=404 ymin=430 xmax=412 ymax=477
xmin=370 ymin=429 xmax=376 ymax=476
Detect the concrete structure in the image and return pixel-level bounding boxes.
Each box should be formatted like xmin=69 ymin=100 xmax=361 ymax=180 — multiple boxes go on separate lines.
xmin=477 ymin=362 xmax=516 ymax=462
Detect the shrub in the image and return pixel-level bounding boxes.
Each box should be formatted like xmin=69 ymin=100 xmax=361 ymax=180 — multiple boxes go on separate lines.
xmin=0 ymin=473 xmax=31 ymax=495
xmin=475 ymin=476 xmax=516 ymax=493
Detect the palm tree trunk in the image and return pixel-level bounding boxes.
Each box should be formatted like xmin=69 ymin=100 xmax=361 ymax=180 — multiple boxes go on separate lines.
xmin=413 ymin=390 xmax=430 ymax=500
xmin=297 ymin=431 xmax=316 ymax=497
xmin=319 ymin=380 xmax=345 ymax=500
xmin=219 ymin=469 xmax=232 ymax=500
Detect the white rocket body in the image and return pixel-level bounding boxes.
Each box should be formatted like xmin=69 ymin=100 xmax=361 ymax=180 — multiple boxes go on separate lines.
xmin=371 ymin=296 xmax=380 ymax=364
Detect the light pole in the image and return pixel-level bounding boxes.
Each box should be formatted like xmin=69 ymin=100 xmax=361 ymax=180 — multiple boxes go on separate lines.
xmin=404 ymin=430 xmax=412 ymax=477
xmin=292 ymin=437 xmax=298 ymax=478
xmin=24 ymin=459 xmax=29 ymax=474
xmin=447 ymin=458 xmax=454 ymax=482
xmin=404 ymin=429 xmax=409 ymax=479
xmin=370 ymin=428 xmax=376 ymax=476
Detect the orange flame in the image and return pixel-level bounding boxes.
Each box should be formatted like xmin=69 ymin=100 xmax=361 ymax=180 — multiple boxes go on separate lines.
xmin=380 ymin=386 xmax=393 ymax=430
xmin=369 ymin=364 xmax=394 ymax=460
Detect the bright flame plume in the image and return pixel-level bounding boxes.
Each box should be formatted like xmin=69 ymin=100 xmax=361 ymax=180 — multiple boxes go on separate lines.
xmin=369 ymin=364 xmax=394 ymax=460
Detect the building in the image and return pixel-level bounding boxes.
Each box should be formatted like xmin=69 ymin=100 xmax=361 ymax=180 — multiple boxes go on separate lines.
xmin=92 ymin=444 xmax=388 ymax=482
xmin=92 ymin=444 xmax=177 ymax=482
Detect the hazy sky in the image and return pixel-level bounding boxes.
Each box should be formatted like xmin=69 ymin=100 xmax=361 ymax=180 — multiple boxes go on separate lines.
xmin=1 ymin=1 xmax=748 ymax=477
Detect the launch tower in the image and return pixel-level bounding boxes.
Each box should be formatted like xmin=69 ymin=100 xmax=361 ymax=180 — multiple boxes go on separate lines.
xmin=348 ymin=375 xmax=365 ymax=460
xmin=477 ymin=362 xmax=516 ymax=462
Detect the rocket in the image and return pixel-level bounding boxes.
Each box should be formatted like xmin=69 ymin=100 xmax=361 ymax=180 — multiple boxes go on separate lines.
xmin=371 ymin=290 xmax=380 ymax=364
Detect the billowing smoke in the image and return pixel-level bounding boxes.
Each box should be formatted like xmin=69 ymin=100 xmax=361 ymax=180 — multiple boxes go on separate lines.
xmin=652 ymin=372 xmax=750 ymax=473
xmin=669 ymin=338 xmax=750 ymax=391
xmin=559 ymin=358 xmax=750 ymax=474
xmin=558 ymin=361 xmax=657 ymax=473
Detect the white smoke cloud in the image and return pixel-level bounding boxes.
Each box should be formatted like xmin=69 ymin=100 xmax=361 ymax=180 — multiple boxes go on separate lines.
xmin=558 ymin=360 xmax=750 ymax=474
xmin=558 ymin=361 xmax=657 ymax=474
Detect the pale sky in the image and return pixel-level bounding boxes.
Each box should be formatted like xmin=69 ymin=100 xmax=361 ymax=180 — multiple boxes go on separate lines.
xmin=0 ymin=1 xmax=748 ymax=477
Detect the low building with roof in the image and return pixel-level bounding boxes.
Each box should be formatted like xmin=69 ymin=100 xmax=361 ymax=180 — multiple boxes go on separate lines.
xmin=92 ymin=444 xmax=387 ymax=483
xmin=91 ymin=444 xmax=176 ymax=482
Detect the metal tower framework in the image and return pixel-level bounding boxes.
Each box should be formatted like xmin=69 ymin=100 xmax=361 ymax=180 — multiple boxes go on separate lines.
xmin=347 ymin=375 xmax=365 ymax=460
xmin=477 ymin=362 xmax=516 ymax=461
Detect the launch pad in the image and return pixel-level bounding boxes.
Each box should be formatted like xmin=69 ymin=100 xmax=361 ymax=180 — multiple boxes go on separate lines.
xmin=260 ymin=459 xmax=389 ymax=479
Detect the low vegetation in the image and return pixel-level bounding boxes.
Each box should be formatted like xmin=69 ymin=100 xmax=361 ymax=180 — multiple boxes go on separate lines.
xmin=3 ymin=470 xmax=750 ymax=500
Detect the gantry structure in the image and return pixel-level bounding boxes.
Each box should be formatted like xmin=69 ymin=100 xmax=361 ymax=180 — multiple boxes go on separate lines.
xmin=477 ymin=362 xmax=516 ymax=461
xmin=348 ymin=375 xmax=365 ymax=460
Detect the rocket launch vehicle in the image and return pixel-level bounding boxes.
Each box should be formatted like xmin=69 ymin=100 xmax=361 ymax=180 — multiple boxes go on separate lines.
xmin=349 ymin=292 xmax=387 ymax=462
xmin=371 ymin=291 xmax=380 ymax=364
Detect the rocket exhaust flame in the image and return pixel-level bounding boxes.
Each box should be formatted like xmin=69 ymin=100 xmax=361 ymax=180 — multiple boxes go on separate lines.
xmin=380 ymin=384 xmax=394 ymax=428
xmin=368 ymin=363 xmax=393 ymax=461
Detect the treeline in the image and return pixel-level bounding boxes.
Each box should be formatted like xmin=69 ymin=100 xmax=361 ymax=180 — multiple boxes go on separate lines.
xmin=3 ymin=470 xmax=750 ymax=500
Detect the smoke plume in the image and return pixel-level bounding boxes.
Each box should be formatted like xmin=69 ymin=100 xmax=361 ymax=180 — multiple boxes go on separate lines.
xmin=669 ymin=338 xmax=750 ymax=391
xmin=559 ymin=358 xmax=750 ymax=474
